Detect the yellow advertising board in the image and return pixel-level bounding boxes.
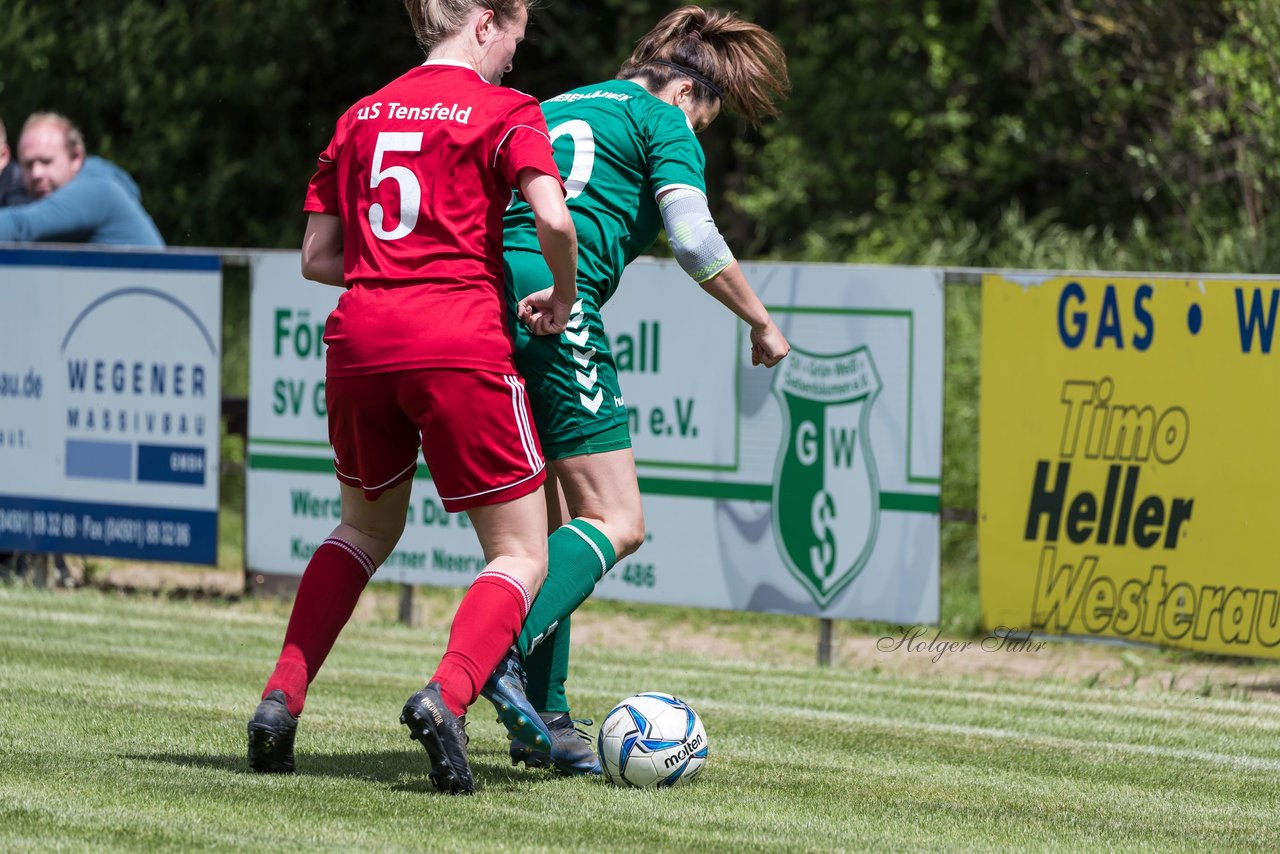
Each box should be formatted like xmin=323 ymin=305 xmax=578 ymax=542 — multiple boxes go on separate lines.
xmin=980 ymin=273 xmax=1280 ymax=657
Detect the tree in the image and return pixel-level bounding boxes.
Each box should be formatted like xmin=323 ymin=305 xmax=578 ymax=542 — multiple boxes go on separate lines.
xmin=3 ymin=0 xmax=1275 ymax=272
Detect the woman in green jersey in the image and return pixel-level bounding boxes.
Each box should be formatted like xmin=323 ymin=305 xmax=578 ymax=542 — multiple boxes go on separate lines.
xmin=485 ymin=5 xmax=790 ymax=776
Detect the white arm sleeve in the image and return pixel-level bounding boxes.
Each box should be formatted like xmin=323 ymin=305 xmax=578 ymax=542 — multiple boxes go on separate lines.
xmin=657 ymin=187 xmax=734 ymax=283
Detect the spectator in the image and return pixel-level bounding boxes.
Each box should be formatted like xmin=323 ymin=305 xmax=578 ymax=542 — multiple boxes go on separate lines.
xmin=0 ymin=112 xmax=164 ymax=246
xmin=0 ymin=113 xmax=164 ymax=586
xmin=0 ymin=117 xmax=28 ymax=206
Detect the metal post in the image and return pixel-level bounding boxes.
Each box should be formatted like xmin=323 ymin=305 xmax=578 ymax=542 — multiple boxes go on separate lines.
xmin=817 ymin=618 xmax=834 ymax=666
xmin=399 ymin=583 xmax=418 ymax=627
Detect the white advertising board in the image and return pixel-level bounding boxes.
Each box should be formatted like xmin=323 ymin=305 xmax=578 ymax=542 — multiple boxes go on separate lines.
xmin=0 ymin=248 xmax=223 ymax=564
xmin=246 ymin=253 xmax=942 ymax=621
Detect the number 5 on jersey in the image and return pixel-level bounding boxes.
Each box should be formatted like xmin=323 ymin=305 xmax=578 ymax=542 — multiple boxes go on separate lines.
xmin=369 ymin=132 xmax=423 ymax=241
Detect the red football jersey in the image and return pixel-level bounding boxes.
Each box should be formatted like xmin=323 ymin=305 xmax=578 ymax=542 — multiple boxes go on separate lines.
xmin=305 ymin=61 xmax=561 ymax=376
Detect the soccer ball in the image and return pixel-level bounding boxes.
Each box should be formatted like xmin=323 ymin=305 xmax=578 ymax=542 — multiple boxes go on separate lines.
xmin=597 ymin=692 xmax=708 ymax=788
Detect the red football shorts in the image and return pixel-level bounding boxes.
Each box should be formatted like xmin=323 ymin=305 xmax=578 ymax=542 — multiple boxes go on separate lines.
xmin=325 ymin=369 xmax=545 ymax=512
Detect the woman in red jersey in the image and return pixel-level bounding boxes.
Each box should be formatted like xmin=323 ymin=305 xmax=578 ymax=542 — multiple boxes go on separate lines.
xmin=247 ymin=0 xmax=577 ymax=795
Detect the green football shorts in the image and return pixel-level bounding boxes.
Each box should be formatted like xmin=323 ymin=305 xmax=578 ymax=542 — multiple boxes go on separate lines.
xmin=504 ymin=249 xmax=632 ymax=461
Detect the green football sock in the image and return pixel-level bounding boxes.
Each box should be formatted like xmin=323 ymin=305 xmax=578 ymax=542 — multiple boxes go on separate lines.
xmin=524 ymin=614 xmax=571 ymax=715
xmin=518 ymin=519 xmax=616 ymax=656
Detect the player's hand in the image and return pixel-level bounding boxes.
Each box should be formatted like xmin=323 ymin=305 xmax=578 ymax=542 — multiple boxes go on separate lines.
xmin=750 ymin=320 xmax=790 ymax=368
xmin=518 ymin=287 xmax=576 ymax=337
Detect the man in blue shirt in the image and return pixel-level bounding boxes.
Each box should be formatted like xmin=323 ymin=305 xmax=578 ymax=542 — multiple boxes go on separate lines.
xmin=0 ymin=112 xmax=164 ymax=247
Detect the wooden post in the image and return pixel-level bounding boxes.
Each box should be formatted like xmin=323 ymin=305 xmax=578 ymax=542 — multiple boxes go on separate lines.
xmin=31 ymin=553 xmax=54 ymax=589
xmin=818 ymin=618 xmax=834 ymax=666
xmin=399 ymin=583 xmax=418 ymax=627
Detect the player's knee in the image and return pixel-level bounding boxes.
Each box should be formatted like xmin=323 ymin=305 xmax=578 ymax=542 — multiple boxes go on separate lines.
xmin=377 ymin=515 xmax=409 ymax=545
xmin=526 ymin=556 xmax=549 ymax=591
xmin=499 ymin=553 xmax=547 ymax=595
xmin=347 ymin=515 xmax=406 ymax=558
xmin=612 ymin=508 xmax=647 ymax=560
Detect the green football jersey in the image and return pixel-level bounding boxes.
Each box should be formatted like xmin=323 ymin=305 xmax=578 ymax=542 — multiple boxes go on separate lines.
xmin=504 ymin=79 xmax=707 ymax=307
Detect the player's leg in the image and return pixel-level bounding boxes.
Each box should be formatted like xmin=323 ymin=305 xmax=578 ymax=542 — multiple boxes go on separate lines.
xmin=427 ymin=489 xmax=549 ymax=716
xmin=554 ymin=444 xmax=646 ymax=557
xmin=503 ymin=275 xmax=640 ymax=658
xmin=249 ymin=481 xmax=412 ymax=774
xmin=504 ymin=447 xmax=643 ymax=774
xmin=509 ymin=613 xmax=603 ymax=773
xmin=517 ymin=444 xmax=644 ymax=656
xmin=491 ymin=444 xmax=643 ymax=776
xmin=398 ymin=368 xmax=551 ymax=793
xmin=517 ymin=465 xmax=570 ymax=711
xmin=257 ymin=480 xmax=412 ymax=717
xmin=477 ymin=459 xmax=585 ymax=771
xmin=402 ymin=486 xmax=552 ymax=792
xmin=497 ymin=251 xmax=640 ymax=771
xmin=249 ymin=373 xmax=419 ymax=773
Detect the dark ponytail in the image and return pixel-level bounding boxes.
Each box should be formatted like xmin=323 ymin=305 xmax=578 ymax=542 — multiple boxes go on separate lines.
xmin=618 ymin=5 xmax=789 ymax=126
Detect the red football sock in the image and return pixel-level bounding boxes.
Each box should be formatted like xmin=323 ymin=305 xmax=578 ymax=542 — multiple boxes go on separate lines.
xmin=263 ymin=537 xmax=375 ymax=716
xmin=431 ymin=569 xmax=531 ymax=717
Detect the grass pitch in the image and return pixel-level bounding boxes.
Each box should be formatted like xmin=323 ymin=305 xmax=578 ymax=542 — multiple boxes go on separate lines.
xmin=2 ymin=584 xmax=1279 ymax=852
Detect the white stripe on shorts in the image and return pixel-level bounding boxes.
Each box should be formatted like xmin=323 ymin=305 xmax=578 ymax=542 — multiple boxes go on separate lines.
xmin=504 ymin=374 xmax=540 ymax=472
xmin=508 ymin=374 xmax=539 ymax=469
xmin=515 ymin=377 xmax=542 ymax=468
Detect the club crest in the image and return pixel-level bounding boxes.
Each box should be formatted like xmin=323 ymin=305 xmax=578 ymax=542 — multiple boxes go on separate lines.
xmin=771 ymin=346 xmax=882 ymax=608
